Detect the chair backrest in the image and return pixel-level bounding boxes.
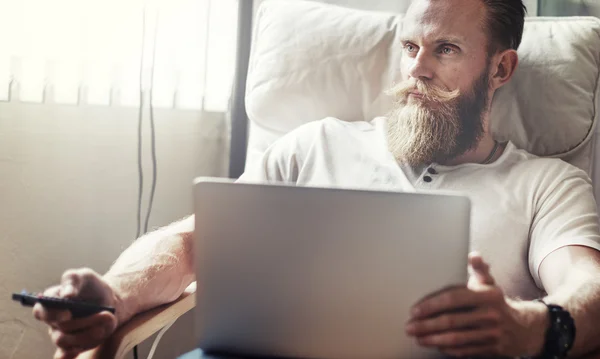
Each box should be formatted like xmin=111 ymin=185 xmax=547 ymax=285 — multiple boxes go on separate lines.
xmin=245 ymin=0 xmax=600 ymax=202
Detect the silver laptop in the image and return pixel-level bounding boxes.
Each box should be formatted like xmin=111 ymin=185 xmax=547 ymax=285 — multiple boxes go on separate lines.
xmin=193 ymin=177 xmax=470 ymax=359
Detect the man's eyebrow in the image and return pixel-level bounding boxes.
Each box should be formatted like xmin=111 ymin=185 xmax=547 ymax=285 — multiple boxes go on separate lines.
xmin=398 ymin=36 xmax=466 ymax=45
xmin=435 ymin=37 xmax=465 ymax=45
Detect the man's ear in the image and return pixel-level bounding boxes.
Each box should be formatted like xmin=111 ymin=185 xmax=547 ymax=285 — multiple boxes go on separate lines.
xmin=490 ymin=49 xmax=519 ymax=91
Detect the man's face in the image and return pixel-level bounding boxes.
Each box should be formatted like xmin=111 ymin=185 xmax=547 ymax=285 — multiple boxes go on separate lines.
xmin=387 ymin=0 xmax=493 ymax=166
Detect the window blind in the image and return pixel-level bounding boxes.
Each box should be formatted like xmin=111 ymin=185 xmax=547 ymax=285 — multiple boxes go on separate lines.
xmin=0 ymin=0 xmax=238 ymax=112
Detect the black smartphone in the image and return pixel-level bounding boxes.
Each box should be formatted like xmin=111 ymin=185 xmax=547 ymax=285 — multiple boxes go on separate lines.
xmin=12 ymin=290 xmax=116 ymax=319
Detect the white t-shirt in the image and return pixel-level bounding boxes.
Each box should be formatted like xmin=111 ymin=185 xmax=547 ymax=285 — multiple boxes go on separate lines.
xmin=239 ymin=117 xmax=600 ymax=300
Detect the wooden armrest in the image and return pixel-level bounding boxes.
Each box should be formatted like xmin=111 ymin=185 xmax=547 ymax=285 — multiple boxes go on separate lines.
xmin=76 ymin=282 xmax=197 ymax=359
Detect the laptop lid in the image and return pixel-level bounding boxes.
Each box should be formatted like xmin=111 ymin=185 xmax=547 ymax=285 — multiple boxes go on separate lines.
xmin=193 ymin=177 xmax=470 ymax=359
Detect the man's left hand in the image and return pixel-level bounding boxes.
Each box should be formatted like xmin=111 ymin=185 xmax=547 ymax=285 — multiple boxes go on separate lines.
xmin=405 ymin=253 xmax=549 ymax=358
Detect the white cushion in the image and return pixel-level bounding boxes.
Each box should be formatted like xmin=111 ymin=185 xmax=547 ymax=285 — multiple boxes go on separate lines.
xmin=245 ymin=0 xmax=600 ymax=176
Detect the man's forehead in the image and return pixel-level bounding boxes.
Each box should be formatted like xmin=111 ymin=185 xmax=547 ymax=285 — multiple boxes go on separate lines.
xmin=401 ymin=0 xmax=487 ymax=44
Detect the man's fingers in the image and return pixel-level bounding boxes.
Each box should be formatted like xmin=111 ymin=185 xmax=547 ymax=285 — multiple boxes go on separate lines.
xmin=416 ymin=328 xmax=500 ymax=348
xmin=61 ymin=270 xmax=84 ymax=298
xmin=411 ymin=286 xmax=503 ymax=319
xmin=50 ymin=318 xmax=116 ymax=352
xmin=468 ymin=252 xmax=495 ymax=286
xmin=60 ymin=268 xmax=109 ymax=303
xmin=53 ymin=347 xmax=82 ymax=359
xmin=441 ymin=343 xmax=500 ymax=357
xmin=43 ymin=285 xmax=63 ymax=297
xmin=33 ymin=303 xmax=72 ymax=324
xmin=406 ymin=307 xmax=500 ymax=336
xmin=34 ymin=268 xmax=119 ymax=358
xmin=33 ymin=285 xmax=73 ymax=324
xmin=49 ymin=312 xmax=117 ymax=350
xmin=54 ymin=311 xmax=117 ymax=334
xmin=50 ymin=324 xmax=103 ymax=350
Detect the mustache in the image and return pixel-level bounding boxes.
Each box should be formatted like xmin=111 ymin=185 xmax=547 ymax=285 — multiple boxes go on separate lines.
xmin=386 ymin=80 xmax=460 ymax=104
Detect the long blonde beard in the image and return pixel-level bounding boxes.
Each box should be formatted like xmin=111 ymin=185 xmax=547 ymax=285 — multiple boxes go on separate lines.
xmin=386 ymin=95 xmax=461 ymax=167
xmin=385 ymin=71 xmax=489 ymax=167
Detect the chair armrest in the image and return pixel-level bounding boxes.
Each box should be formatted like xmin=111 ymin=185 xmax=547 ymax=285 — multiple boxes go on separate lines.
xmin=76 ymin=282 xmax=197 ymax=359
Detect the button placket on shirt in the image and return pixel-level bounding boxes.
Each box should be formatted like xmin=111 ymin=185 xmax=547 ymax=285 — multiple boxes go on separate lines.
xmin=422 ymin=166 xmax=437 ymax=184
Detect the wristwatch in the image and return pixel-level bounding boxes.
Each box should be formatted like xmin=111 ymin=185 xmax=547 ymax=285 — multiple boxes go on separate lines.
xmin=535 ymin=299 xmax=576 ymax=359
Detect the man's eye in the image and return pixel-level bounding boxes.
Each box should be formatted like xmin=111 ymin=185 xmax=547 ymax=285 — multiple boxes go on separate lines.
xmin=441 ymin=46 xmax=455 ymax=55
xmin=405 ymin=44 xmax=417 ymax=53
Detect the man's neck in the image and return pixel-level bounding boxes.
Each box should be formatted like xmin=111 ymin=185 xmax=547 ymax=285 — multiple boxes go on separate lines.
xmin=444 ymin=133 xmax=503 ymax=166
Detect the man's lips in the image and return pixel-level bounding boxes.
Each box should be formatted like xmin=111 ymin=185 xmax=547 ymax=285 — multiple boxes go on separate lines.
xmin=409 ymin=91 xmax=424 ymax=98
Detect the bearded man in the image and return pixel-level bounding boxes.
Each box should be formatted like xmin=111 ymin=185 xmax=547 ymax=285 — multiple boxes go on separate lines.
xmin=34 ymin=1 xmax=600 ymax=359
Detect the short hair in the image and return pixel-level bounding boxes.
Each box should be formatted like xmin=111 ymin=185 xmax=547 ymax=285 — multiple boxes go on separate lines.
xmin=480 ymin=0 xmax=527 ymax=53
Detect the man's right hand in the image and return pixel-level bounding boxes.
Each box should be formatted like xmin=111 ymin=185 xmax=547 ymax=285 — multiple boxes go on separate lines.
xmin=33 ymin=268 xmax=121 ymax=359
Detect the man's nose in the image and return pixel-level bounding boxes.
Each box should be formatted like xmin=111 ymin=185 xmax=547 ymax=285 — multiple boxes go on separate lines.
xmin=407 ymin=52 xmax=434 ymax=81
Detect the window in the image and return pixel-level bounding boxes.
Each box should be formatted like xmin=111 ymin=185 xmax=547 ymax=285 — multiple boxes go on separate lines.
xmin=538 ymin=0 xmax=600 ymax=17
xmin=0 ymin=0 xmax=239 ymax=112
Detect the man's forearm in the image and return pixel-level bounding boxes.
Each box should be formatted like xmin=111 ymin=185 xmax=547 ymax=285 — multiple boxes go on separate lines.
xmin=103 ymin=215 xmax=196 ymax=325
xmin=545 ymin=269 xmax=600 ymax=357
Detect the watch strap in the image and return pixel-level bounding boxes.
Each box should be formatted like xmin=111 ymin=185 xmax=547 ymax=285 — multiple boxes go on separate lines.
xmin=535 ymin=299 xmax=576 ymax=359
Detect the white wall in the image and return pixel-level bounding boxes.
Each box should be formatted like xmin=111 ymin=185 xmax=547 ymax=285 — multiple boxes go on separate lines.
xmin=254 ymin=0 xmax=411 ymax=15
xmin=0 ymin=103 xmax=228 ymax=359
xmin=255 ymin=0 xmax=539 ymax=15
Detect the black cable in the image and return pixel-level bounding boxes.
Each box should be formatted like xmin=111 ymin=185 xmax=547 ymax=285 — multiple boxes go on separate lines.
xmin=133 ymin=7 xmax=160 ymax=358
xmin=143 ymin=11 xmax=159 ymax=234
xmin=136 ymin=94 xmax=144 ymax=239
xmin=132 ymin=7 xmax=148 ymax=359
xmin=136 ymin=7 xmax=147 ymax=241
